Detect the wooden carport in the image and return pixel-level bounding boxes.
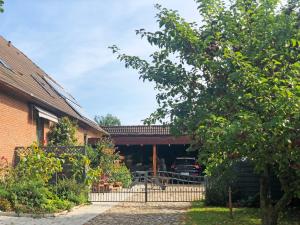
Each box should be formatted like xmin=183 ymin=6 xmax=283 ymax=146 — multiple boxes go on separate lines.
xmin=88 ymin=125 xmax=191 ymax=176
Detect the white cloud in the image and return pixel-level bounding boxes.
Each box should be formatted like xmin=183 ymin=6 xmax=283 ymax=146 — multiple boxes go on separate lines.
xmin=0 ymin=0 xmax=201 ymax=124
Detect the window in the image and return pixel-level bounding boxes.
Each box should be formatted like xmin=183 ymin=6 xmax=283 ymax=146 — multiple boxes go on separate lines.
xmin=84 ymin=133 xmax=88 ymax=145
xmin=35 ymin=113 xmax=45 ymax=146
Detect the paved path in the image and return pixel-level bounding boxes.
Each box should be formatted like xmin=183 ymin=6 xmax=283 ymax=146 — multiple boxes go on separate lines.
xmin=0 ymin=202 xmax=118 ymax=225
xmin=0 ymin=202 xmax=190 ymax=225
xmin=0 ymin=184 xmax=196 ymax=225
xmin=84 ymin=202 xmax=190 ymax=225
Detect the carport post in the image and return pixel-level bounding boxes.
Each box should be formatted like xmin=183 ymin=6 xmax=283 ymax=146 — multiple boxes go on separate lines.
xmin=152 ymin=144 xmax=157 ymax=176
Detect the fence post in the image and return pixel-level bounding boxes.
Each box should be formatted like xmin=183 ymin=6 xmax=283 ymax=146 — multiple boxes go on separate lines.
xmin=144 ymin=172 xmax=148 ymax=203
xmin=229 ymin=186 xmax=233 ymax=219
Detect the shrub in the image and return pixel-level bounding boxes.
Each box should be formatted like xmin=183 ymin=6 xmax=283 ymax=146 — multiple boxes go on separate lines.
xmin=1 ymin=142 xmax=94 ymax=214
xmin=205 ymin=163 xmax=238 ymax=206
xmin=205 ymin=161 xmax=264 ymax=207
xmin=15 ymin=144 xmax=62 ymax=183
xmin=87 ymin=139 xmax=132 ymax=188
xmin=87 ymin=138 xmax=118 ymax=172
xmin=42 ymin=198 xmax=72 ymax=213
xmin=59 ymin=152 xmax=90 ymax=182
xmin=9 ymin=178 xmax=73 ymax=214
xmin=109 ymin=164 xmax=132 ymax=188
xmin=85 ymin=167 xmax=102 ymax=186
xmin=52 ymin=199 xmax=73 ymax=211
xmin=0 ymin=198 xmax=12 ymax=212
xmin=47 ymin=117 xmax=78 ymax=146
xmin=10 ymin=179 xmax=55 ymax=213
xmin=0 ymin=186 xmax=9 ymax=198
xmin=238 ymin=194 xmax=260 ymax=207
xmin=53 ymin=179 xmax=89 ymax=205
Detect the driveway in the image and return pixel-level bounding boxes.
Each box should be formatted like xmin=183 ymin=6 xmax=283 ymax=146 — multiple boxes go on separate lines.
xmin=84 ymin=202 xmax=189 ymax=225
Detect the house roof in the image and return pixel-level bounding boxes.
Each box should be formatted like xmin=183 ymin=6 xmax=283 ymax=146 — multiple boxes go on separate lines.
xmin=102 ymin=125 xmax=171 ymax=136
xmin=0 ymin=36 xmax=107 ymax=134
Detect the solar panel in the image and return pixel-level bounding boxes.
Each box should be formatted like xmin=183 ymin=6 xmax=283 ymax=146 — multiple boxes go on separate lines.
xmin=65 ymin=99 xmax=93 ymax=121
xmin=44 ymin=76 xmax=94 ymax=121
xmin=44 ymin=76 xmax=80 ymax=106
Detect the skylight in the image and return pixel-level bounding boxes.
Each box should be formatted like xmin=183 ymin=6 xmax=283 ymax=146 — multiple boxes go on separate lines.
xmin=31 ymin=73 xmax=55 ymax=97
xmin=0 ymin=58 xmax=12 ymax=70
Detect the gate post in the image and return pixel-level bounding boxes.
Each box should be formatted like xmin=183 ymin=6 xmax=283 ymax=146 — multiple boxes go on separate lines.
xmin=145 ymin=172 xmax=148 ymax=202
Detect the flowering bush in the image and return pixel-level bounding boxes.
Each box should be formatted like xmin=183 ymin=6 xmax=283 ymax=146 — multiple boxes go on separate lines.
xmin=109 ymin=164 xmax=132 ymax=188
xmin=15 ymin=143 xmax=63 ymax=183
xmin=0 ymin=144 xmax=93 ymax=214
xmin=87 ymin=138 xmax=132 ymax=187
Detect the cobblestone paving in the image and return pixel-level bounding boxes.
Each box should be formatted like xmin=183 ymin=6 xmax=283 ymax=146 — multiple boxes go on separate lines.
xmin=84 ymin=202 xmax=190 ymax=225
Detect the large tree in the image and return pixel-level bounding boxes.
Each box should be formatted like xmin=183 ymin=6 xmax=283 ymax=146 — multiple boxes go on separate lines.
xmin=111 ymin=0 xmax=300 ymax=224
xmin=0 ymin=0 xmax=4 ymax=13
xmin=94 ymin=114 xmax=121 ymax=126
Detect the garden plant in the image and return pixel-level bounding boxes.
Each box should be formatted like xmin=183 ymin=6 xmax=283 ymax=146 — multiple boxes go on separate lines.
xmin=0 ymin=117 xmax=131 ymax=214
xmin=111 ymin=0 xmax=300 ymax=224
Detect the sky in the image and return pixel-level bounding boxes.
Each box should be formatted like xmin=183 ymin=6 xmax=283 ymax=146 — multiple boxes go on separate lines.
xmin=0 ymin=0 xmax=201 ymax=125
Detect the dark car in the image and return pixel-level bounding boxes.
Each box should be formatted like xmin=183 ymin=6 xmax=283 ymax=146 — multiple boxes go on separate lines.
xmin=171 ymin=157 xmax=202 ymax=176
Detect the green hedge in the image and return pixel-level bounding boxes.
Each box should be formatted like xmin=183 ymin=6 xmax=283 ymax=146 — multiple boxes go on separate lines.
xmin=205 ymin=161 xmax=282 ymax=207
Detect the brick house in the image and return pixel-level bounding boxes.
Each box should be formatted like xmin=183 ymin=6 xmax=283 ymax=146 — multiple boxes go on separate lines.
xmin=0 ymin=36 xmax=107 ymax=164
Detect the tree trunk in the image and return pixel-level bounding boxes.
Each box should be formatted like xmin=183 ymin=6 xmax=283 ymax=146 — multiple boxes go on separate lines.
xmin=260 ymin=166 xmax=274 ymax=225
xmin=260 ymin=167 xmax=293 ymax=225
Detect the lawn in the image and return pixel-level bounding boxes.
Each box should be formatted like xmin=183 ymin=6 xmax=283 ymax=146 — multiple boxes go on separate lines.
xmin=186 ymin=201 xmax=300 ymax=225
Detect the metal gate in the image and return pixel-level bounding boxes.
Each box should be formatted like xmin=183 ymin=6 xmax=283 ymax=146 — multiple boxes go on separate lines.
xmin=89 ymin=171 xmax=206 ymax=202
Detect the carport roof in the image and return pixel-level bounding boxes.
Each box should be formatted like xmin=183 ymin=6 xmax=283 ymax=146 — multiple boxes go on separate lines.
xmin=92 ymin=125 xmax=191 ymax=145
xmin=102 ymin=125 xmax=171 ymax=136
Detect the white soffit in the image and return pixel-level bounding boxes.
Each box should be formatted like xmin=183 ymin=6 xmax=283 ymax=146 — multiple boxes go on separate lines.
xmin=34 ymin=106 xmax=58 ymax=123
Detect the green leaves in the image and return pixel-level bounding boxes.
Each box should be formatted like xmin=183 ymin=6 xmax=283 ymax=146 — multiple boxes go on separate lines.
xmin=0 ymin=0 xmax=3 ymax=13
xmin=16 ymin=144 xmax=63 ymax=183
xmin=47 ymin=117 xmax=78 ymax=146
xmin=289 ymin=38 xmax=300 ymax=48
xmin=111 ymin=0 xmax=300 ymax=213
xmin=94 ymin=114 xmax=121 ymax=126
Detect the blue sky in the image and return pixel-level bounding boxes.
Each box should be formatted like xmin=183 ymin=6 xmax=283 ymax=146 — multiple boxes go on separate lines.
xmin=0 ymin=0 xmax=201 ymax=124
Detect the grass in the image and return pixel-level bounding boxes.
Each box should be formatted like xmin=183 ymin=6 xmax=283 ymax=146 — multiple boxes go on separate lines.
xmin=186 ymin=201 xmax=300 ymax=225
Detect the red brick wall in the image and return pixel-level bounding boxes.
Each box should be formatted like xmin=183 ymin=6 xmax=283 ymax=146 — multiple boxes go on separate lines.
xmin=76 ymin=126 xmax=103 ymax=145
xmin=0 ymin=91 xmax=36 ymax=163
xmin=0 ymin=90 xmax=104 ymax=163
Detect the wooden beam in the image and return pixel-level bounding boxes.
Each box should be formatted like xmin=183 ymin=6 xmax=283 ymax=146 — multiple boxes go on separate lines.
xmin=152 ymin=144 xmax=157 ymax=176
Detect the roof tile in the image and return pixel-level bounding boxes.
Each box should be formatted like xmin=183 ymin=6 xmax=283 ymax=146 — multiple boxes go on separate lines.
xmin=102 ymin=125 xmax=170 ymax=136
xmin=0 ymin=36 xmax=106 ymax=134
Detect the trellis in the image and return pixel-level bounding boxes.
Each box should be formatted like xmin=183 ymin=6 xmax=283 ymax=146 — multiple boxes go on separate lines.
xmin=14 ymin=145 xmax=87 ymax=183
